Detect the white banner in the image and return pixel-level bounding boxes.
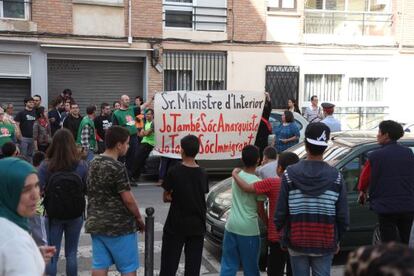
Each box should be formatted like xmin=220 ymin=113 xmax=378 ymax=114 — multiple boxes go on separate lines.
xmin=154 ymin=90 xmax=265 ymax=160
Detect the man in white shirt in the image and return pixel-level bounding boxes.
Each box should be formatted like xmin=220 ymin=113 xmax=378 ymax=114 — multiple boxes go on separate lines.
xmin=303 ymin=95 xmax=323 ymax=123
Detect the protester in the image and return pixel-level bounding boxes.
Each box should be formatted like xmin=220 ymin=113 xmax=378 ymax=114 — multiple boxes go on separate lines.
xmin=76 ymin=105 xmax=97 ymax=162
xmin=94 ymin=103 xmax=112 ymax=154
xmin=273 ymin=110 xmax=300 ymax=153
xmin=61 ymin=88 xmax=74 ymax=103
xmin=48 ymin=97 xmax=64 ymax=136
xmin=33 ymin=94 xmax=42 ymax=110
xmin=2 ymin=102 xmax=21 ymax=140
xmin=28 ymin=151 xmax=48 ymax=246
xmin=254 ymin=92 xmax=272 ymax=161
xmin=321 ymin=102 xmax=341 ymax=132
xmin=256 ymin=146 xmax=278 ymax=179
xmin=63 ymin=102 xmax=82 ymax=140
xmin=38 ymin=129 xmax=88 ymax=276
xmin=15 ymin=96 xmax=36 ymax=158
xmin=220 ymin=145 xmax=265 ymax=276
xmin=232 ymin=151 xmax=300 ymax=276
xmin=0 ymin=157 xmax=55 ymax=275
xmin=112 ymin=95 xmax=141 ymax=179
xmin=287 ymin=98 xmax=301 ymax=114
xmin=358 ymin=120 xmax=414 ymax=244
xmin=33 ymin=106 xmax=52 ymax=153
xmin=303 ymin=95 xmax=323 ymax=123
xmin=275 ymin=122 xmax=349 ymax=276
xmin=61 ymin=100 xmax=71 ymax=122
xmin=1 ymin=141 xmax=18 ymax=158
xmin=86 ymin=125 xmax=145 ymax=276
xmin=159 ymin=135 xmax=209 ymax=276
xmin=135 ymin=96 xmax=143 ymax=107
xmin=0 ymin=107 xmax=16 ymax=154
xmin=113 ymin=100 xmax=121 ymax=111
xmin=345 ymin=243 xmax=414 ymax=276
xmin=133 ymin=108 xmax=155 ymax=181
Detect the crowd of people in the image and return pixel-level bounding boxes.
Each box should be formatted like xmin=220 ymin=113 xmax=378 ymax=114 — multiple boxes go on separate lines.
xmin=0 ymin=90 xmax=414 ymax=276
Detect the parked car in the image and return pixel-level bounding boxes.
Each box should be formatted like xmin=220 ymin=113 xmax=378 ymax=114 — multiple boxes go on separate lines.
xmin=143 ymin=110 xmax=308 ymax=176
xmin=205 ymin=131 xmax=414 ymax=262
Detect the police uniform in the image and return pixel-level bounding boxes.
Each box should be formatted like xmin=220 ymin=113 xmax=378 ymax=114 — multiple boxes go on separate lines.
xmin=321 ymin=102 xmax=342 ymax=132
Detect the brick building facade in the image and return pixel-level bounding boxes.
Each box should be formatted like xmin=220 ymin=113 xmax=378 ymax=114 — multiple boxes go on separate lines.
xmin=0 ymin=0 xmax=413 ymax=124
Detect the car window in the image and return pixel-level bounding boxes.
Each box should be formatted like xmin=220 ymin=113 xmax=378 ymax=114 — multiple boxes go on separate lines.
xmin=269 ymin=113 xmax=304 ymax=131
xmin=340 ymin=156 xmax=361 ymax=192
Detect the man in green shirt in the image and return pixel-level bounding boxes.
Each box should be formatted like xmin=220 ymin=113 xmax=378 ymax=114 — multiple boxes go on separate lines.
xmin=0 ymin=108 xmax=16 ymax=155
xmin=76 ymin=105 xmax=97 ymax=162
xmin=112 ymin=95 xmax=140 ymax=178
xmin=220 ymin=145 xmax=265 ymax=276
xmin=132 ymin=109 xmax=155 ymax=181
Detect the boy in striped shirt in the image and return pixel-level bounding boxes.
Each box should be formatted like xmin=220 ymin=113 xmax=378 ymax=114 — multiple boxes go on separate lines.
xmin=275 ymin=122 xmax=349 ymax=276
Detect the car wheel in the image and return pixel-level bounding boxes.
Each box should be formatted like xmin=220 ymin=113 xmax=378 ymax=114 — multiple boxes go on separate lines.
xmin=372 ymin=225 xmax=381 ymax=245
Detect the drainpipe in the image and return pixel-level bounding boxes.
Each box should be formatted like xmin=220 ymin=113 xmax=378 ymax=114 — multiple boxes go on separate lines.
xmin=399 ymin=0 xmax=406 ymax=51
xmin=128 ymin=0 xmax=133 ymax=44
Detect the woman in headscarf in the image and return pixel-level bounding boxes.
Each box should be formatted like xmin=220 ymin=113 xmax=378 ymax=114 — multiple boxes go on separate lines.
xmin=0 ymin=157 xmax=45 ymax=275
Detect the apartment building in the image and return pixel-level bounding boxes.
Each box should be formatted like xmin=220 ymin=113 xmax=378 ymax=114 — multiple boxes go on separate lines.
xmin=0 ymin=0 xmax=412 ymax=126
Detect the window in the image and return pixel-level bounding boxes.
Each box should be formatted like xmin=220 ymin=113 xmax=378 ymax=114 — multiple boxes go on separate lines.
xmin=340 ymin=156 xmax=361 ymax=192
xmin=1 ymin=0 xmax=28 ymax=19
xmin=164 ymin=51 xmax=227 ymax=91
xmin=163 ymin=0 xmax=227 ymax=31
xmin=304 ymin=74 xmax=342 ymax=102
xmin=165 ymin=10 xmax=193 ymax=28
xmin=268 ymin=0 xmax=297 ymax=10
xmin=306 ymin=0 xmax=390 ymax=12
xmin=348 ymin=77 xmax=387 ymax=102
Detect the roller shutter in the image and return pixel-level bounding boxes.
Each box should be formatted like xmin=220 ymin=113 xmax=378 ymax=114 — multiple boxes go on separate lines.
xmin=47 ymin=59 xmax=144 ymax=113
xmin=0 ymin=78 xmax=31 ymax=113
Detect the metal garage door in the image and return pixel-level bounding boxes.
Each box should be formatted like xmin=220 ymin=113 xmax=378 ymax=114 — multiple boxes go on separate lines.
xmin=47 ymin=59 xmax=144 ymax=113
xmin=0 ymin=78 xmax=31 ymax=113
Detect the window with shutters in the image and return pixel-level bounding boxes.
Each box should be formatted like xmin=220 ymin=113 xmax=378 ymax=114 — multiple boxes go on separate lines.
xmin=163 ymin=0 xmax=227 ymax=32
xmin=163 ymin=51 xmax=227 ymax=91
xmin=0 ymin=0 xmax=30 ymax=20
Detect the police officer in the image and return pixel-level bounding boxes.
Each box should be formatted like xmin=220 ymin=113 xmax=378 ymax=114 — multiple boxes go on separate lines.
xmin=321 ymin=102 xmax=341 ymax=132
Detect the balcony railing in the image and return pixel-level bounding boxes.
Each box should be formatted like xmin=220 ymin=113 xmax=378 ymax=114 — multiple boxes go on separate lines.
xmin=0 ymin=0 xmax=31 ymax=20
xmin=304 ymin=10 xmax=393 ymax=36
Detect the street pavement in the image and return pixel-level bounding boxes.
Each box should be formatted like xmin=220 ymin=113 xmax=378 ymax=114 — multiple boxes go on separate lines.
xmin=56 ymin=179 xmax=346 ymax=275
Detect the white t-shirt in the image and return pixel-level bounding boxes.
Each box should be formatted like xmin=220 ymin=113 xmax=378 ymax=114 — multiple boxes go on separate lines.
xmin=256 ymin=160 xmax=278 ymax=179
xmin=0 ymin=217 xmax=45 ymax=276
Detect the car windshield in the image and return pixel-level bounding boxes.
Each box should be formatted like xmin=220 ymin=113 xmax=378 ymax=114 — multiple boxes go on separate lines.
xmin=287 ymin=141 xmax=351 ymax=166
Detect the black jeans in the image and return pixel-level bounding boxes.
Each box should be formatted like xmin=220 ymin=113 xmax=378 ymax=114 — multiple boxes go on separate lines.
xmin=132 ymin=142 xmax=153 ymax=179
xmin=378 ymin=212 xmax=414 ymax=244
xmin=159 ymin=232 xmax=204 ymax=276
xmin=267 ymin=241 xmax=292 ymax=276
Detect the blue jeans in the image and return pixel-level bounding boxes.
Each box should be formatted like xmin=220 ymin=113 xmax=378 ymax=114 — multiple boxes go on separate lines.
xmin=86 ymin=149 xmax=95 ymax=162
xmin=290 ymin=253 xmax=333 ymax=276
xmin=20 ymin=136 xmax=34 ymax=158
xmin=46 ymin=216 xmax=83 ymax=276
xmin=220 ymin=230 xmax=260 ymax=276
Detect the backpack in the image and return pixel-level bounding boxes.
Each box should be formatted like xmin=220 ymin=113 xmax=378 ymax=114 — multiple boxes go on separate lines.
xmin=43 ymin=170 xmax=85 ymax=220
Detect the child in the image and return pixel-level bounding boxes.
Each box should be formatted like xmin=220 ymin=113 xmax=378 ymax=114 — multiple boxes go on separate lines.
xmin=160 ymin=135 xmax=209 ymax=276
xmin=220 ymin=145 xmax=265 ymax=276
xmin=232 ymin=152 xmax=300 ymax=276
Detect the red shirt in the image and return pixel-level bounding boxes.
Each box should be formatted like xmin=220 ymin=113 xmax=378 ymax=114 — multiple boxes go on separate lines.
xmin=253 ymin=178 xmax=281 ymax=242
xmin=358 ymin=160 xmax=371 ymax=192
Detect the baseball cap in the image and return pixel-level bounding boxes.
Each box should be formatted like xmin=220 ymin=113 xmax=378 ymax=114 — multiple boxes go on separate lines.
xmin=305 ymin=122 xmax=331 ymax=147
